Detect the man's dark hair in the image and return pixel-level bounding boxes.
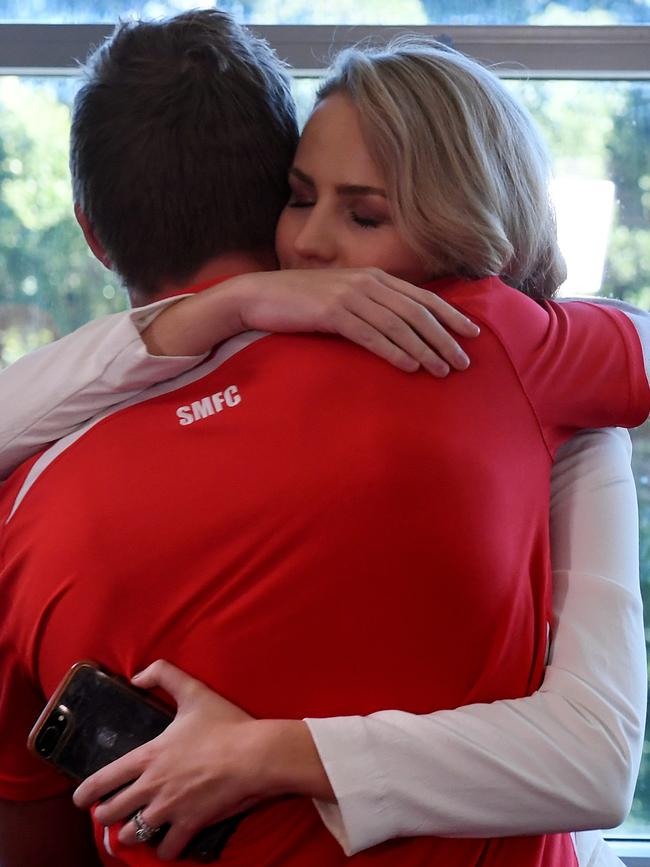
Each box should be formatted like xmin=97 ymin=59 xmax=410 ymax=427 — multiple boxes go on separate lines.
xmin=70 ymin=9 xmax=298 ymax=297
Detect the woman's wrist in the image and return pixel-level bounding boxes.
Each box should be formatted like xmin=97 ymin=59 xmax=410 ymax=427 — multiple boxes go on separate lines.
xmin=250 ymin=718 xmax=336 ymax=803
xmin=140 ymin=278 xmax=249 ymax=357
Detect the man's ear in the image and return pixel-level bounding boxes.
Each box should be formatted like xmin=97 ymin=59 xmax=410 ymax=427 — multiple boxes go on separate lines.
xmin=74 ymin=203 xmax=112 ymax=270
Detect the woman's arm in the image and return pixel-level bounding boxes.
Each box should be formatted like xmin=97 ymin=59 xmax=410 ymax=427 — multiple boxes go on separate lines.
xmin=2 ymin=289 xmax=645 ymax=485
xmin=0 ymin=269 xmax=477 ymax=480
xmin=0 ymin=297 xmax=204 ymax=481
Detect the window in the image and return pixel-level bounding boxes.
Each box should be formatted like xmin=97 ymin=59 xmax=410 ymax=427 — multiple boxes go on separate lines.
xmin=0 ymin=76 xmax=126 ymax=366
xmin=0 ymin=4 xmax=649 ymax=861
xmin=0 ymin=0 xmax=649 ymax=24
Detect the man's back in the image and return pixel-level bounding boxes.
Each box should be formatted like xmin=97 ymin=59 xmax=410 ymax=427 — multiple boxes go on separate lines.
xmin=3 ymin=327 xmax=549 ymax=713
xmin=3 ymin=276 xmax=645 ymax=866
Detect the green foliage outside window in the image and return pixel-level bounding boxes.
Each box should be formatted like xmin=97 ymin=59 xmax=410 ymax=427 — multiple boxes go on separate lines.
xmin=0 ymin=77 xmax=126 ymax=363
xmin=0 ymin=0 xmax=649 ymax=24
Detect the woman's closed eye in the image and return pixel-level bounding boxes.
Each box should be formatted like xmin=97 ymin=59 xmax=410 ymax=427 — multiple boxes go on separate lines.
xmin=287 ymin=198 xmax=314 ymax=209
xmin=351 ymin=212 xmax=382 ymax=229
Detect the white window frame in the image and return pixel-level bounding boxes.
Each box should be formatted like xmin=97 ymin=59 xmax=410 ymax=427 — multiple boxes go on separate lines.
xmin=0 ymin=17 xmax=649 ymax=865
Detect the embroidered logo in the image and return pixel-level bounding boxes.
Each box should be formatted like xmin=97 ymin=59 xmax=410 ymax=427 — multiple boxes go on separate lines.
xmin=176 ymin=385 xmax=241 ymax=426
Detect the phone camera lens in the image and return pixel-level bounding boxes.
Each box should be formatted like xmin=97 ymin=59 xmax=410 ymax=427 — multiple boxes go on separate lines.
xmin=38 ymin=722 xmax=64 ymax=756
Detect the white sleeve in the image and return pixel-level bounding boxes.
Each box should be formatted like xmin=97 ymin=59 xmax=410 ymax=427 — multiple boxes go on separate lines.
xmin=305 ymin=428 xmax=644 ymax=861
xmin=0 ymin=296 xmax=205 ymax=480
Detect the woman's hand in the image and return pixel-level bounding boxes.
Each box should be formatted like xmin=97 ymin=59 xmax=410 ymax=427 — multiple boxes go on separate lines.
xmin=72 ymin=660 xmax=331 ymax=861
xmin=143 ymin=268 xmax=479 ymax=376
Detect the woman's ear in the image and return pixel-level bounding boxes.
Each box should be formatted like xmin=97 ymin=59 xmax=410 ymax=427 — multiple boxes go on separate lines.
xmin=74 ymin=203 xmax=112 ymax=270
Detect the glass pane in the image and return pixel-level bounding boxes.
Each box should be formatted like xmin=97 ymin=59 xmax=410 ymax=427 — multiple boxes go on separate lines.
xmin=0 ymin=0 xmax=649 ymax=25
xmin=0 ymin=76 xmax=125 ymax=368
xmin=505 ymin=80 xmax=650 ymax=304
xmin=232 ymin=0 xmax=650 ymax=26
xmin=1 ymin=69 xmax=649 ymax=839
xmin=0 ymin=1 xmax=208 ymax=24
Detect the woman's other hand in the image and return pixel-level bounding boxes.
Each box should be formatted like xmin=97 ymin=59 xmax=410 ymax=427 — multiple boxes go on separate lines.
xmin=73 ymin=660 xmax=332 ymax=861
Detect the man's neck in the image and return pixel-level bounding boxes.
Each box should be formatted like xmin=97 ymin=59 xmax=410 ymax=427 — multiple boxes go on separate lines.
xmin=128 ymin=248 xmax=277 ymax=306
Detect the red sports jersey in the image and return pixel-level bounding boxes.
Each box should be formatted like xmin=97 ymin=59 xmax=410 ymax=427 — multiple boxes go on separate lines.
xmin=1 ymin=276 xmax=647 ymax=867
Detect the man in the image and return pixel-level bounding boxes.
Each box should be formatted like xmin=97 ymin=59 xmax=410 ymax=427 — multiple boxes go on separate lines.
xmin=0 ymin=10 xmax=297 ymax=864
xmin=0 ymin=10 xmax=647 ymax=867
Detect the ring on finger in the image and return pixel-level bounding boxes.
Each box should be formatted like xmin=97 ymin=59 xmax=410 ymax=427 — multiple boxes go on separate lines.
xmin=133 ymin=809 xmax=161 ymax=843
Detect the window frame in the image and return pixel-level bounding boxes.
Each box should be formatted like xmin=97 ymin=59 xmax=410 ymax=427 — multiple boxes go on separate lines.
xmin=0 ymin=16 xmax=649 ymax=865
xmin=0 ymin=24 xmax=648 ymax=79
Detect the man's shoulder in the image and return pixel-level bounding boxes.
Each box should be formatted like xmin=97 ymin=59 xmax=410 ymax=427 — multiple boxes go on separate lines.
xmin=432 ymin=276 xmax=544 ymax=329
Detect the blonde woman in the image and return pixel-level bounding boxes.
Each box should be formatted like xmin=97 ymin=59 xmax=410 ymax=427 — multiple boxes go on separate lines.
xmin=1 ymin=25 xmax=648 ymax=867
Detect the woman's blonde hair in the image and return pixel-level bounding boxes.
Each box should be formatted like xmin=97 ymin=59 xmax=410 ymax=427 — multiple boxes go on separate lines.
xmin=318 ymin=39 xmax=566 ymax=299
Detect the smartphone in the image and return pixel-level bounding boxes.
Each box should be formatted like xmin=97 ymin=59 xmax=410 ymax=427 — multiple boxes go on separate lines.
xmin=28 ymin=661 xmax=245 ymax=862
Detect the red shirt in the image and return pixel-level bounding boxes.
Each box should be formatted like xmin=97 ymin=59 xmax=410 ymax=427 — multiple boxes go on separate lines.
xmin=1 ymin=276 xmax=647 ymax=866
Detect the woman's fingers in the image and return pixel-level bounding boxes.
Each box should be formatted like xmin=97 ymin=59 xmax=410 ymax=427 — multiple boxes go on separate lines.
xmin=376 ymin=271 xmax=480 ymax=338
xmin=90 ymin=774 xmax=151 ymax=826
xmin=132 ymin=660 xmax=250 ymax=723
xmin=116 ymin=804 xmax=180 ymax=849
xmin=131 ymin=659 xmax=200 ymax=704
xmin=368 ymin=279 xmax=478 ymax=369
xmin=154 ymin=819 xmax=200 ymax=861
xmin=425 ymin=292 xmax=480 ymax=338
xmin=327 ymin=270 xmax=478 ymax=375
xmin=74 ymin=749 xmax=147 ymax=811
xmin=344 ymin=291 xmax=463 ymax=375
xmin=120 ymin=800 xmax=255 ymax=860
xmin=334 ymin=312 xmax=430 ymax=373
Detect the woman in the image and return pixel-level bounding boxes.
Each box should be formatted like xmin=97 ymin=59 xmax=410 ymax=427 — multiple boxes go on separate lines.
xmin=3 ymin=36 xmax=648 ymax=867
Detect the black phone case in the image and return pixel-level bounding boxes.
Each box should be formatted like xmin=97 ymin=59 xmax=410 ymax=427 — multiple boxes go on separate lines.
xmin=28 ymin=662 xmax=244 ymax=862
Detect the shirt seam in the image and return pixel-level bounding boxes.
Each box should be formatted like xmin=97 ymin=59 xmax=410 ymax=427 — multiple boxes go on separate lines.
xmin=457 ymin=305 xmax=556 ymax=461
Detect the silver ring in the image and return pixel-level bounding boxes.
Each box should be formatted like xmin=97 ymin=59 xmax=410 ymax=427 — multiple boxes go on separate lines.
xmin=133 ymin=809 xmax=160 ymax=844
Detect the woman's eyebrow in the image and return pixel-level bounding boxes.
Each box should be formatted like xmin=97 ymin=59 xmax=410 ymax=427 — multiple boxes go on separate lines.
xmin=337 ymin=183 xmax=387 ymax=198
xmin=290 ymin=166 xmax=315 ymax=187
xmin=290 ymin=166 xmax=386 ymax=198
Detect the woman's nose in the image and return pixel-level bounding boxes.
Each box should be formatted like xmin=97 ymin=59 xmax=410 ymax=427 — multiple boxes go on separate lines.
xmin=292 ymin=208 xmax=338 ymax=265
